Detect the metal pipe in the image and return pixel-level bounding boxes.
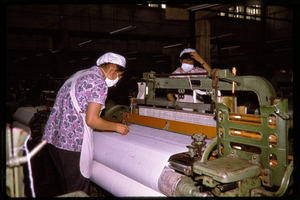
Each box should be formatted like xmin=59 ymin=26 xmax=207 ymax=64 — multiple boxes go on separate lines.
xmin=251 ymin=160 xmax=293 ymax=197
xmin=158 ymin=167 xmax=212 ymax=197
xmin=7 ymin=140 xmax=47 ymax=167
xmin=200 ymin=137 xmax=217 ymax=162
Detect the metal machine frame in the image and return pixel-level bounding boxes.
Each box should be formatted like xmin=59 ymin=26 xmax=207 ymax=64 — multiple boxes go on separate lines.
xmin=137 ymin=69 xmax=275 ymax=107
xmin=103 ymin=69 xmax=293 ymax=197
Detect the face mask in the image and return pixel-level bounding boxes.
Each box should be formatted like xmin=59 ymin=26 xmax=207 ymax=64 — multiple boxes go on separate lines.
xmin=102 ymin=67 xmax=119 ymax=87
xmin=181 ymin=63 xmax=194 ymax=72
xmin=105 ymin=75 xmax=119 ymax=87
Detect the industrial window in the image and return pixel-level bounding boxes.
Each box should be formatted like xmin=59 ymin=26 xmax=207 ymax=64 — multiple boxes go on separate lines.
xmin=147 ymin=3 xmax=166 ymax=9
xmin=219 ymin=5 xmax=261 ymax=21
xmin=246 ymin=5 xmax=261 ymax=20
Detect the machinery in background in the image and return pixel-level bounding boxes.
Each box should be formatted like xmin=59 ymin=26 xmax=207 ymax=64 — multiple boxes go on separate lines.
xmin=102 ymin=68 xmax=293 ymax=197
xmin=9 ymin=69 xmax=293 ymax=197
xmin=5 ymin=125 xmax=47 ymax=197
xmin=6 ymin=125 xmax=28 ymax=197
xmin=6 ymin=107 xmax=50 ymax=197
xmin=6 ymin=107 xmax=89 ymax=197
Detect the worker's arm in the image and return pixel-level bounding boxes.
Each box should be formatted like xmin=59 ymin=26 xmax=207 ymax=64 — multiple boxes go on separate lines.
xmin=190 ymin=52 xmax=212 ymax=72
xmin=167 ymin=93 xmax=182 ymax=110
xmin=85 ymin=102 xmax=129 ymax=135
xmin=167 ymin=93 xmax=176 ymax=102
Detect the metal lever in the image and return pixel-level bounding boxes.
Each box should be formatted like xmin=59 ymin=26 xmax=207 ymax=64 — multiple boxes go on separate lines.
xmin=7 ymin=140 xmax=47 ymax=167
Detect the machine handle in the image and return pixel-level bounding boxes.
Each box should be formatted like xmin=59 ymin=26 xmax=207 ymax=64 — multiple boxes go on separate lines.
xmin=7 ymin=140 xmax=47 ymax=167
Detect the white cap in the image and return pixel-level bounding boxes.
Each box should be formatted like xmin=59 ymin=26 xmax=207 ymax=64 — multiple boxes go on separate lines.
xmin=179 ymin=48 xmax=197 ymax=58
xmin=96 ymin=52 xmax=126 ymax=68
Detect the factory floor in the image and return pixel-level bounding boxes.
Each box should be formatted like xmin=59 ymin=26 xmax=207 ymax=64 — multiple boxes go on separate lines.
xmin=23 ymin=141 xmax=112 ymax=197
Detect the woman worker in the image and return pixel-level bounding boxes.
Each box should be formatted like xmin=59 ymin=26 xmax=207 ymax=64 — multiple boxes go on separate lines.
xmin=167 ymin=48 xmax=212 ymax=110
xmin=42 ymin=52 xmax=130 ymax=195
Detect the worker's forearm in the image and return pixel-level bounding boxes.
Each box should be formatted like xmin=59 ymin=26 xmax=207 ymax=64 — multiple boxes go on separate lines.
xmin=195 ymin=56 xmax=212 ymax=72
xmin=167 ymin=93 xmax=176 ymax=102
xmin=202 ymin=63 xmax=212 ymax=72
xmin=86 ymin=115 xmax=117 ymax=131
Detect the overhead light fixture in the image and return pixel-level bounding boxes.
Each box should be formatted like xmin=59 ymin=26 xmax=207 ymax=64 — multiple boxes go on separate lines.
xmin=221 ymin=45 xmax=240 ymax=50
xmin=163 ymin=43 xmax=182 ymax=49
xmin=218 ymin=33 xmax=233 ymax=38
xmin=81 ymin=57 xmax=90 ymax=60
xmin=211 ymin=33 xmax=233 ymax=40
xmin=78 ymin=39 xmax=92 ymax=46
xmin=125 ymin=51 xmax=138 ymax=55
xmin=51 ymin=49 xmax=60 ymax=54
xmin=273 ymin=48 xmax=292 ymax=52
xmin=127 ymin=57 xmax=137 ymax=61
xmin=109 ymin=25 xmax=136 ymax=35
xmin=187 ymin=4 xmax=220 ymax=11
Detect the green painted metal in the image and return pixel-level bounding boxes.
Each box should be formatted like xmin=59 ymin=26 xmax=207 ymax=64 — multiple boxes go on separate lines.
xmin=175 ymin=176 xmax=213 ymax=197
xmin=215 ymin=99 xmax=291 ymax=187
xmin=193 ymin=155 xmax=262 ymax=183
xmin=135 ymin=69 xmax=292 ymax=196
xmin=142 ymin=69 xmax=276 ymax=106
xmin=200 ymin=136 xmax=217 ymax=162
xmin=102 ymin=104 xmax=130 ymax=119
xmin=191 ymin=98 xmax=292 ymax=196
xmin=211 ymin=177 xmax=261 ymax=197
xmin=251 ymin=159 xmax=293 ymax=196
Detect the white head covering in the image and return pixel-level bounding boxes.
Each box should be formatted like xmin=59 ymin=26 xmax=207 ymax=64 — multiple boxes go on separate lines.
xmin=179 ymin=48 xmax=197 ymax=58
xmin=96 ymin=52 xmax=126 ymax=68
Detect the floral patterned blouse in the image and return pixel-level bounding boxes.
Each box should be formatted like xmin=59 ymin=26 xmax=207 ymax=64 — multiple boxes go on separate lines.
xmin=169 ymin=66 xmax=208 ymax=107
xmin=169 ymin=66 xmax=207 ymax=77
xmin=42 ymin=66 xmax=107 ymax=152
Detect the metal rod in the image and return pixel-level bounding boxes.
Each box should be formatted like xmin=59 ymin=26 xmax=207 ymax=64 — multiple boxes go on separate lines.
xmin=7 ymin=140 xmax=47 ymax=167
xmin=155 ymin=73 xmax=208 ymax=77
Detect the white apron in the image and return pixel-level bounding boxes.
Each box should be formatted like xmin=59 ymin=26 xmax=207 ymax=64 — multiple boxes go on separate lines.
xmin=69 ymin=70 xmax=99 ymax=178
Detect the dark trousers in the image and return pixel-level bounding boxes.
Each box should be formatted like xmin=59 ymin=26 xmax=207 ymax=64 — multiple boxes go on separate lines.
xmin=47 ymin=144 xmax=90 ymax=195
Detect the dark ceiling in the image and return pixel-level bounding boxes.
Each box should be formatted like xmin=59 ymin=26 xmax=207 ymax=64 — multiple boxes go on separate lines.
xmin=5 ymin=3 xmax=294 ymax=81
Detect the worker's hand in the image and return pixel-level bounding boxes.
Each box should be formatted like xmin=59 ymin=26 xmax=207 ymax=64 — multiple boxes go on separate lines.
xmin=190 ymin=52 xmax=203 ymax=63
xmin=176 ymin=105 xmax=183 ymax=110
xmin=115 ymin=123 xmax=130 ymax=135
xmin=190 ymin=52 xmax=212 ymax=72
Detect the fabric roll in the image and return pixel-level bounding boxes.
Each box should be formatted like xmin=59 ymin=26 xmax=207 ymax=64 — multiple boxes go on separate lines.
xmin=13 ymin=106 xmax=45 ymax=126
xmin=93 ymin=124 xmax=192 ymax=192
xmin=91 ymin=161 xmax=164 ymax=197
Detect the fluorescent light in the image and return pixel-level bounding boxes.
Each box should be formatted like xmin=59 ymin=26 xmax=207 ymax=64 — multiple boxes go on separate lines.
xmin=211 ymin=33 xmax=233 ymax=39
xmin=221 ymin=45 xmax=240 ymax=50
xmin=127 ymin=57 xmax=137 ymax=61
xmin=273 ymin=48 xmax=292 ymax=52
xmin=187 ymin=4 xmax=220 ymax=11
xmin=217 ymin=33 xmax=233 ymax=38
xmin=163 ymin=43 xmax=182 ymax=49
xmin=78 ymin=40 xmax=92 ymax=46
xmin=51 ymin=49 xmax=60 ymax=53
xmin=125 ymin=51 xmax=138 ymax=55
xmin=109 ymin=25 xmax=136 ymax=35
